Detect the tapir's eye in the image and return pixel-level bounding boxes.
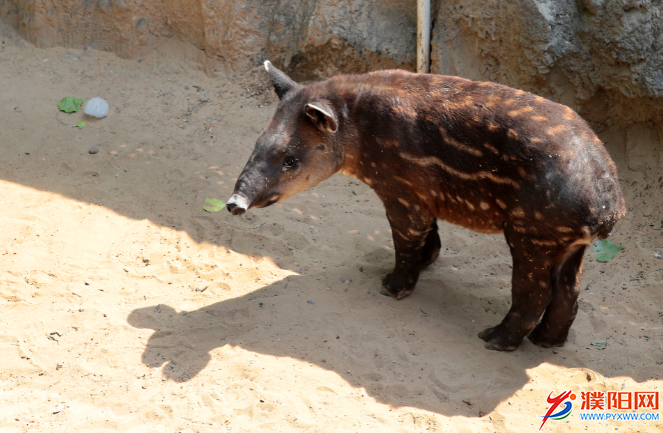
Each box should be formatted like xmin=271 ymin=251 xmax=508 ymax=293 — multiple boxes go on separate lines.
xmin=283 ymin=156 xmax=297 ymax=168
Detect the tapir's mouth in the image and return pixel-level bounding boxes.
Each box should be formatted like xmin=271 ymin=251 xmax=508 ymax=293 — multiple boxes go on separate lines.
xmin=263 ymin=194 xmax=281 ymax=207
xmin=253 ymin=193 xmax=280 ymax=209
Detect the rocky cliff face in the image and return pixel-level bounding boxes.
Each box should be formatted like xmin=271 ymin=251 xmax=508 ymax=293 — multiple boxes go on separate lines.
xmin=268 ymin=0 xmax=417 ymax=81
xmin=0 ymin=0 xmax=416 ymax=79
xmin=432 ymin=0 xmax=663 ymax=182
xmin=1 ymin=0 xmax=661 ymax=178
xmin=433 ymin=0 xmax=663 ymax=127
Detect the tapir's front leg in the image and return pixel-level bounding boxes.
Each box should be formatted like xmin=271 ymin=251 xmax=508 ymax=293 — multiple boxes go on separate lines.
xmin=381 ymin=201 xmax=436 ymax=299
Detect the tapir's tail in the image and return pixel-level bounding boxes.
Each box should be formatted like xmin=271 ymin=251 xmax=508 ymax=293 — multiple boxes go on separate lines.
xmin=594 ymin=201 xmax=626 ymax=240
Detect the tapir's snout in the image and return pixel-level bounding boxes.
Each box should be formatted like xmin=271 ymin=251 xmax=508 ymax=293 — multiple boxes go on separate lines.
xmin=226 ymin=194 xmax=250 ymax=216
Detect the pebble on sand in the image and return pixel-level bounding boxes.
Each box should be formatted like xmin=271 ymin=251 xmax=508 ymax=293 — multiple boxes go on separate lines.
xmin=89 ymin=147 xmax=99 ymax=154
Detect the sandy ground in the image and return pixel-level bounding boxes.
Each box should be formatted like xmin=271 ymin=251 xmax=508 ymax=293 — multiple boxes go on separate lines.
xmin=1 ymin=24 xmax=662 ymax=432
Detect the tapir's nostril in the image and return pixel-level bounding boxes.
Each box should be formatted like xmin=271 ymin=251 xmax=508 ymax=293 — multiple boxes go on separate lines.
xmin=227 ymin=203 xmax=246 ymax=216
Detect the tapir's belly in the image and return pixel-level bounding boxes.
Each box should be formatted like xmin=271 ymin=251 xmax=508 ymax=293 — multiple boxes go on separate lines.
xmin=430 ymin=188 xmax=506 ymax=234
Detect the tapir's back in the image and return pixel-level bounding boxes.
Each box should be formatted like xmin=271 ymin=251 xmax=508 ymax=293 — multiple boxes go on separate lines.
xmin=328 ymin=70 xmax=625 ymax=240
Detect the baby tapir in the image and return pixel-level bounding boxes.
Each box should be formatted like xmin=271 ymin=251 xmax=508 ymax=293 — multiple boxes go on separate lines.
xmin=227 ymin=61 xmax=626 ymax=351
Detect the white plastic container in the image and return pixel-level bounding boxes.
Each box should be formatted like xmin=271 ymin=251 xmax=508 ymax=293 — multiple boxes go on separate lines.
xmin=84 ymin=97 xmax=109 ymax=118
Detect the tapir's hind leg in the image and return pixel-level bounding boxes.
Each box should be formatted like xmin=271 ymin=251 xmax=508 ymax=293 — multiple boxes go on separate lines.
xmin=528 ymin=244 xmax=587 ymax=347
xmin=421 ymin=220 xmax=441 ymax=266
xmin=479 ymin=228 xmax=558 ymax=351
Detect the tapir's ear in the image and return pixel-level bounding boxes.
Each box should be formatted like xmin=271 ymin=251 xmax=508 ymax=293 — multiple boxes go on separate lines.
xmin=264 ymin=60 xmax=298 ymax=100
xmin=305 ymin=102 xmax=338 ymax=133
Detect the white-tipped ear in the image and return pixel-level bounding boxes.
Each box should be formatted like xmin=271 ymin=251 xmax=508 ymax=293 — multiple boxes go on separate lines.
xmin=264 ymin=60 xmax=299 ymax=100
xmin=306 ymin=102 xmax=338 ymax=133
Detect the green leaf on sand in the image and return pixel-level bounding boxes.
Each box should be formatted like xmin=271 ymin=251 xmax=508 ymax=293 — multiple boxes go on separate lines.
xmin=76 ymin=121 xmax=86 ymax=128
xmin=654 ymin=220 xmax=663 ymax=230
xmin=203 ymin=197 xmax=225 ymax=212
xmin=591 ymin=341 xmax=607 ymax=349
xmin=591 ymin=240 xmax=625 ymax=263
xmin=58 ymin=97 xmax=85 ymax=113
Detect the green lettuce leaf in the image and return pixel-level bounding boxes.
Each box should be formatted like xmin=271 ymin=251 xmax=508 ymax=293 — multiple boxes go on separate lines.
xmin=591 ymin=240 xmax=625 ymax=263
xmin=58 ymin=97 xmax=85 ymax=113
xmin=203 ymin=197 xmax=225 ymax=212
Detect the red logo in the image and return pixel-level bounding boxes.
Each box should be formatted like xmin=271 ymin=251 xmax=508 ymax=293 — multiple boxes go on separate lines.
xmin=580 ymin=391 xmax=659 ymax=411
xmin=538 ymin=390 xmax=575 ymax=431
xmin=581 ymin=391 xmax=605 ymax=410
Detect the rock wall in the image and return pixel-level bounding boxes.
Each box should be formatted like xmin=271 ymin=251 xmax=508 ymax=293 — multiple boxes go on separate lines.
xmin=432 ymin=0 xmax=663 ymax=123
xmin=0 ymin=0 xmax=416 ymax=79
xmin=1 ymin=0 xmax=661 ymax=178
xmin=431 ymin=0 xmax=663 ymax=179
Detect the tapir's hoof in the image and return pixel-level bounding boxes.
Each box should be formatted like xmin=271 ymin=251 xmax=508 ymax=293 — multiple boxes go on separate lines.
xmin=379 ymin=288 xmax=414 ymax=299
xmin=478 ymin=326 xmax=519 ymax=351
xmin=527 ymin=327 xmax=568 ymax=348
xmin=381 ymin=273 xmax=416 ymax=299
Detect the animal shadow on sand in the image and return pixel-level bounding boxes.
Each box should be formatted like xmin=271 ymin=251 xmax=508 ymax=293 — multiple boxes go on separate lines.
xmin=127 ymin=271 xmax=649 ymax=418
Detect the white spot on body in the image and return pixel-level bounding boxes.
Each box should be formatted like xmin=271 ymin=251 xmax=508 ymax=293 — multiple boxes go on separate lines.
xmin=408 ymin=227 xmax=425 ymax=236
xmin=531 ymin=239 xmax=560 ymax=247
xmin=507 ymin=106 xmax=534 ymax=117
xmin=581 ymin=226 xmax=591 ymax=238
xmin=483 ymin=142 xmax=500 ymax=155
xmin=511 ymin=207 xmax=525 ymax=218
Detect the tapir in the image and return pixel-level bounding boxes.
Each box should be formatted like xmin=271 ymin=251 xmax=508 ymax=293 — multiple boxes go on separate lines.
xmin=226 ymin=61 xmax=626 ymax=351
